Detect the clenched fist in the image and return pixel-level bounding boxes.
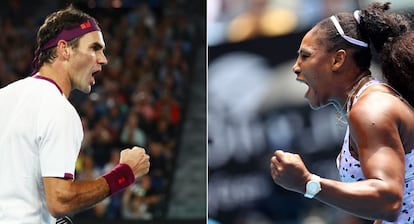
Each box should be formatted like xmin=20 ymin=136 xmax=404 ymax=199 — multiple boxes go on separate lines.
xmin=120 ymin=146 xmax=150 ymax=178
xmin=270 ymin=150 xmax=312 ymax=194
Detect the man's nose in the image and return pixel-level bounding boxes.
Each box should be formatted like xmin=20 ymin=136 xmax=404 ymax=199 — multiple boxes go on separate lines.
xmin=98 ymin=52 xmax=108 ymax=65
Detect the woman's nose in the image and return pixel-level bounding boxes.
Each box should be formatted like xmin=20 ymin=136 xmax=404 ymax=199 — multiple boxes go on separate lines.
xmin=292 ymin=61 xmax=301 ymax=76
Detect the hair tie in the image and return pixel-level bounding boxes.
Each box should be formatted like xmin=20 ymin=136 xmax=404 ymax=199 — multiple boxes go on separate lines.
xmin=353 ymin=10 xmax=361 ymax=24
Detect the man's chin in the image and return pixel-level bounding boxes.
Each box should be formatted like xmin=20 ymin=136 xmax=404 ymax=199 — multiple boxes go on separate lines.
xmin=75 ymin=86 xmax=92 ymax=94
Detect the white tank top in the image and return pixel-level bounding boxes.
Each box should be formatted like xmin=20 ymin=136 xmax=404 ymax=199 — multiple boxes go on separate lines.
xmin=336 ymin=79 xmax=414 ymax=223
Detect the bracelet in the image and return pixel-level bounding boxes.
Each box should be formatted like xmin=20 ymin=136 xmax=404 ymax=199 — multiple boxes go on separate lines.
xmin=102 ymin=163 xmax=135 ymax=195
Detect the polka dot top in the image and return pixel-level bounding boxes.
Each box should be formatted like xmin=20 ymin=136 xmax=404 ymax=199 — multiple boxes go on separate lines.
xmin=336 ymin=80 xmax=414 ymax=223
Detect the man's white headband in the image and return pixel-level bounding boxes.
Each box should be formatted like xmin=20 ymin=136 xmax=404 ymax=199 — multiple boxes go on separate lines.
xmin=329 ymin=12 xmax=369 ymax=48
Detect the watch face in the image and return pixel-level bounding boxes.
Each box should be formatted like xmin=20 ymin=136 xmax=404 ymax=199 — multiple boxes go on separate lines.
xmin=308 ymin=182 xmax=319 ymax=192
xmin=305 ymin=175 xmax=321 ymax=198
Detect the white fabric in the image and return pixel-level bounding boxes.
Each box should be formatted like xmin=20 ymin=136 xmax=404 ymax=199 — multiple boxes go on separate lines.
xmin=353 ymin=10 xmax=361 ymax=24
xmin=0 ymin=76 xmax=83 ymax=223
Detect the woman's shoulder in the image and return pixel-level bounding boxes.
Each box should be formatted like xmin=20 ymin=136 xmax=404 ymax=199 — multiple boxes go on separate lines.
xmin=347 ymin=85 xmax=408 ymax=131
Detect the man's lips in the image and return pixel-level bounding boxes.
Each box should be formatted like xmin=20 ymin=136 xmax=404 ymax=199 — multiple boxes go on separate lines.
xmin=90 ymin=70 xmax=100 ymax=85
xmin=92 ymin=69 xmax=101 ymax=76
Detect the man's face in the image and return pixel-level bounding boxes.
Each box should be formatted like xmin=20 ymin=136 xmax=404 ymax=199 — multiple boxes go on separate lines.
xmin=292 ymin=27 xmax=335 ymax=110
xmin=68 ymin=31 xmax=107 ymax=93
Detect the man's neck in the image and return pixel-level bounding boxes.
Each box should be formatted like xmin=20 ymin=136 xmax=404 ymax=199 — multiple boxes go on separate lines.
xmin=38 ymin=64 xmax=71 ymax=98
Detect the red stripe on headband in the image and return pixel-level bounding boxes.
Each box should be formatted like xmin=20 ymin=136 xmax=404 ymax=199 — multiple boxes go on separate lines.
xmin=80 ymin=21 xmax=92 ymax=29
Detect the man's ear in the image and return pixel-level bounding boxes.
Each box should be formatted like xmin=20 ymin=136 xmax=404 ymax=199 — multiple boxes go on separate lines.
xmin=56 ymin=40 xmax=70 ymax=59
xmin=332 ymin=49 xmax=346 ymax=72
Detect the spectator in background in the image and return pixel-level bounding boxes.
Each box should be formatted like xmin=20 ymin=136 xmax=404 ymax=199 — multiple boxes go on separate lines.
xmin=131 ymin=88 xmax=156 ymax=129
xmin=122 ymin=174 xmax=163 ymax=220
xmin=121 ymin=112 xmax=147 ymax=147
xmin=151 ymin=117 xmax=177 ymax=152
xmin=122 ymin=184 xmax=152 ymax=220
xmin=91 ymin=116 xmax=115 ymax=167
xmin=154 ymin=89 xmax=181 ymax=126
xmin=148 ymin=139 xmax=171 ymax=191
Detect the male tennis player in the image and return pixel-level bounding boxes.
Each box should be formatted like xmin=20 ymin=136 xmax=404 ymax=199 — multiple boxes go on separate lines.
xmin=0 ymin=5 xmax=150 ymax=224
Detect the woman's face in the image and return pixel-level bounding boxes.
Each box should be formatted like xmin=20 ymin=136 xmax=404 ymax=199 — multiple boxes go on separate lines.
xmin=292 ymin=27 xmax=336 ymax=110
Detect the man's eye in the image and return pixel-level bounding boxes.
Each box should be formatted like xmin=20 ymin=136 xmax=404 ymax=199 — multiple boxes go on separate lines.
xmin=91 ymin=44 xmax=103 ymax=51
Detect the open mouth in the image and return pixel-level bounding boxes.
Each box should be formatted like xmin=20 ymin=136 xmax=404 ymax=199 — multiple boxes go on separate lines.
xmin=92 ymin=70 xmax=101 ymax=76
xmin=296 ymin=79 xmax=310 ymax=98
xmin=296 ymin=78 xmax=307 ymax=85
xmin=90 ymin=70 xmax=100 ymax=85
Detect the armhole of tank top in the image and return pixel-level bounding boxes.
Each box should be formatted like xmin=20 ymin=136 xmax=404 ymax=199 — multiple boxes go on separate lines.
xmin=347 ymin=136 xmax=360 ymax=161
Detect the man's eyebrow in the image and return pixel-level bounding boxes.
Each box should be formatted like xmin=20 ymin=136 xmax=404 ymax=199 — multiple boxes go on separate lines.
xmin=91 ymin=42 xmax=105 ymax=50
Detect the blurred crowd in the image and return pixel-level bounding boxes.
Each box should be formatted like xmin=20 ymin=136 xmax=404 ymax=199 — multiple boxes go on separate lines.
xmin=0 ymin=0 xmax=197 ymax=221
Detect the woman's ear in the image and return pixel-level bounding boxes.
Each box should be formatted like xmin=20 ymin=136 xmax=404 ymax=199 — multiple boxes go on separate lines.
xmin=332 ymin=49 xmax=347 ymax=72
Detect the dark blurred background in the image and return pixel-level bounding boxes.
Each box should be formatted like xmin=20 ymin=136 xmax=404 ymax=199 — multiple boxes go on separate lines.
xmin=0 ymin=0 xmax=206 ymax=223
xmin=208 ymin=0 xmax=414 ymax=224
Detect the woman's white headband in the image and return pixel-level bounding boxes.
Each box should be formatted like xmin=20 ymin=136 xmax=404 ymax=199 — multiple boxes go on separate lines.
xmin=329 ymin=11 xmax=368 ymax=48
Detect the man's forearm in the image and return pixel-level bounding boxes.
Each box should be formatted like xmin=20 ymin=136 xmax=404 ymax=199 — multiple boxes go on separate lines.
xmin=43 ymin=177 xmax=110 ymax=217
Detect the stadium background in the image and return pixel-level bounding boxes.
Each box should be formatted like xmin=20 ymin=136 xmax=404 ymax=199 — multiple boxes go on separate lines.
xmin=0 ymin=0 xmax=206 ymax=223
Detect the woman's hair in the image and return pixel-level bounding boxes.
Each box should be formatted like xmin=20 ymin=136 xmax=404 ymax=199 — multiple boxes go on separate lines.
xmin=36 ymin=5 xmax=94 ymax=67
xmin=359 ymin=2 xmax=414 ymax=107
xmin=316 ymin=2 xmax=414 ymax=107
xmin=316 ymin=12 xmax=372 ymax=70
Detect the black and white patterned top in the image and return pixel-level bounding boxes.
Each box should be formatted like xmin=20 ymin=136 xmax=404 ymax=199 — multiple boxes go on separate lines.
xmin=336 ymin=80 xmax=414 ymax=223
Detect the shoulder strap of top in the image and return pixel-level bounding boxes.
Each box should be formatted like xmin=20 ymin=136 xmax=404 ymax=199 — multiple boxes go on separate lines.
xmin=352 ymin=79 xmax=380 ymax=105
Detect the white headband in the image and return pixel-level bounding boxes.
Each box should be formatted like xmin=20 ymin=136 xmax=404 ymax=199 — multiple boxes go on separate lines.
xmin=353 ymin=10 xmax=361 ymax=24
xmin=330 ymin=15 xmax=368 ymax=48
